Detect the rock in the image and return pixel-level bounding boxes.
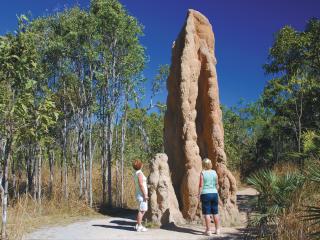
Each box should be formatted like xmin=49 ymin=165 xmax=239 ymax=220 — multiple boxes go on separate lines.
xmin=147 ymin=153 xmax=185 ymax=226
xmin=164 ymin=9 xmax=239 ymax=225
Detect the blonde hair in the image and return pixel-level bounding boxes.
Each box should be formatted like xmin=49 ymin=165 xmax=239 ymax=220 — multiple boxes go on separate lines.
xmin=202 ymin=158 xmax=212 ymax=170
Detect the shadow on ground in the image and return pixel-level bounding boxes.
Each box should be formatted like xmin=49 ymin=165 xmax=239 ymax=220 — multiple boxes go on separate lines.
xmin=237 ymin=194 xmax=257 ymax=212
xmin=92 ymin=224 xmax=136 ymax=232
xmin=97 ymin=205 xmax=136 ymax=220
xmin=92 ymin=188 xmax=259 ymax=239
xmin=92 ymin=216 xmax=136 ymax=232
xmin=160 ymin=222 xmax=203 ymax=235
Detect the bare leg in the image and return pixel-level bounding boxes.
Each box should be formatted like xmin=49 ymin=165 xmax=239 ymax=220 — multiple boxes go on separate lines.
xmin=204 ymin=215 xmax=211 ymax=232
xmin=137 ymin=211 xmax=145 ymax=225
xmin=213 ymin=214 xmax=220 ymax=233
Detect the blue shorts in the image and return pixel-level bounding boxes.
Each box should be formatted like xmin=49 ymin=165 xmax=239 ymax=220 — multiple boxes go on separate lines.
xmin=200 ymin=193 xmax=219 ymax=215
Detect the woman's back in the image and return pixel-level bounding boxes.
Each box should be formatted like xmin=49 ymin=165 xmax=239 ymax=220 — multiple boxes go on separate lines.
xmin=201 ymin=170 xmax=217 ymax=194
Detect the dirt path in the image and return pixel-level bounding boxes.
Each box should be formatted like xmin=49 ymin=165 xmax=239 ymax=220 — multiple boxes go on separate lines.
xmin=23 ymin=188 xmax=257 ymax=240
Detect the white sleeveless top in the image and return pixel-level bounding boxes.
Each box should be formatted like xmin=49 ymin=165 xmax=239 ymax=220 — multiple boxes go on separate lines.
xmin=134 ymin=170 xmax=148 ymax=200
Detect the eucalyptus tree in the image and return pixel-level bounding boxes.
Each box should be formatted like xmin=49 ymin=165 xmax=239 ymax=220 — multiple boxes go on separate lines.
xmin=0 ymin=15 xmax=59 ymax=238
xmin=263 ymin=18 xmax=320 ymax=166
xmin=30 ymin=7 xmax=99 ymax=202
xmin=30 ymin=13 xmax=71 ymax=199
xmin=91 ymin=0 xmax=145 ymax=206
xmin=54 ymin=8 xmax=89 ymax=200
xmin=59 ymin=8 xmax=100 ymax=204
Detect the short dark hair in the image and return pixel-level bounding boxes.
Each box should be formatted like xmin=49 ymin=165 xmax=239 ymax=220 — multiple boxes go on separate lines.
xmin=132 ymin=159 xmax=143 ymax=170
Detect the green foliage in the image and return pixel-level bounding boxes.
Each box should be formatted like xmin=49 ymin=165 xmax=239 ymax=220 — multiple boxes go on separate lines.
xmin=223 ymin=100 xmax=273 ymax=173
xmin=264 ymin=18 xmax=320 ymax=77
xmin=261 ymin=18 xmax=320 ymax=164
xmin=224 ymin=18 xmax=320 ymax=176
xmin=247 ymin=170 xmax=304 ymax=227
xmin=304 ymin=206 xmax=320 ymax=239
xmin=123 ymin=108 xmax=163 ymax=163
xmin=303 ymin=131 xmax=320 ymax=159
xmin=151 ymin=64 xmax=169 ymax=97
xmin=302 ymin=163 xmax=320 ymax=239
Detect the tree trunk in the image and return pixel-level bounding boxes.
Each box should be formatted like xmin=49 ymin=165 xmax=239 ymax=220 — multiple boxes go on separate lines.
xmin=37 ymin=145 xmax=42 ymax=204
xmin=101 ymin=91 xmax=107 ymax=204
xmin=78 ymin=111 xmax=84 ymax=199
xmin=115 ymin=115 xmax=119 ymax=207
xmin=48 ymin=148 xmax=54 ymax=197
xmin=33 ymin=145 xmax=38 ymax=200
xmin=138 ymin=124 xmax=151 ymax=154
xmin=294 ymin=94 xmax=304 ymax=169
xmin=107 ymin=113 xmax=114 ymax=207
xmin=1 ymin=137 xmax=12 ymax=240
xmin=298 ymin=94 xmax=303 ymax=168
xmin=12 ymin=154 xmax=16 ymax=199
xmin=82 ymin=125 xmax=87 ymax=202
xmin=73 ymin=127 xmax=78 ymax=181
xmin=26 ymin=146 xmax=34 ymax=195
xmin=63 ymin=81 xmax=68 ymax=199
xmin=17 ymin=154 xmax=22 ymax=199
xmin=120 ymin=104 xmax=128 ymax=207
xmin=102 ymin=116 xmax=107 ymax=204
xmin=87 ymin=65 xmax=94 ymax=207
xmin=88 ymin=111 xmax=93 ymax=207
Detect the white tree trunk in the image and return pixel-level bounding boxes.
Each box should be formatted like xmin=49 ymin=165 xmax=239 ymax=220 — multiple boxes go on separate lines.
xmin=48 ymin=149 xmax=54 ymax=196
xmin=107 ymin=113 xmax=114 ymax=207
xmin=120 ymin=105 xmax=127 ymax=207
xmin=88 ymin=116 xmax=93 ymax=207
xmin=1 ymin=137 xmax=11 ymax=240
xmin=78 ymin=111 xmax=84 ymax=198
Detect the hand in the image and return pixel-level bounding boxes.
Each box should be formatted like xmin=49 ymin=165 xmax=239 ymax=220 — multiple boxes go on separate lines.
xmin=143 ymin=194 xmax=149 ymax=202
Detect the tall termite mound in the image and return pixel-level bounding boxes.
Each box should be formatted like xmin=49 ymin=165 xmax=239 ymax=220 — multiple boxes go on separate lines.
xmin=164 ymin=9 xmax=239 ymax=225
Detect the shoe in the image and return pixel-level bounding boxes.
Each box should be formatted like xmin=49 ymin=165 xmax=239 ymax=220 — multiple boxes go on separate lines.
xmin=134 ymin=224 xmax=138 ymax=230
xmin=215 ymin=228 xmax=221 ymax=235
xmin=137 ymin=225 xmax=148 ymax=232
xmin=205 ymin=230 xmax=212 ymax=236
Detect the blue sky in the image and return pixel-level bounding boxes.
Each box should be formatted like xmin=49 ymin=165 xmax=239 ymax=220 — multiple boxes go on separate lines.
xmin=1 ymin=0 xmax=319 ymax=107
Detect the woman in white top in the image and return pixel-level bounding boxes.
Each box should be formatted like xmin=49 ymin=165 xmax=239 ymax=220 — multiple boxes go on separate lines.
xmin=133 ymin=159 xmax=148 ymax=232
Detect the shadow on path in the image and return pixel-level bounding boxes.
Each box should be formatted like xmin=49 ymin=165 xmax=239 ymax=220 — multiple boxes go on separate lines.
xmin=92 ymin=218 xmax=136 ymax=232
xmin=237 ymin=194 xmax=257 ymax=212
xmin=93 ymin=188 xmax=259 ymax=238
xmin=215 ymin=188 xmax=258 ymax=240
xmin=97 ymin=206 xmax=136 ymax=220
xmin=161 ymin=222 xmax=204 ymax=235
xmin=110 ymin=219 xmax=136 ymax=226
xmin=92 ymin=224 xmax=136 ymax=232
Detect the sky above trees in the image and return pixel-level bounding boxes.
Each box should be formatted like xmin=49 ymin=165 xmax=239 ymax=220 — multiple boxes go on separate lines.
xmin=1 ymin=0 xmax=319 ymax=106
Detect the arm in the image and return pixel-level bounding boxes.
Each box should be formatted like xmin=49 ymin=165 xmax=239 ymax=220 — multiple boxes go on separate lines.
xmin=198 ymin=173 xmax=204 ymax=198
xmin=138 ymin=173 xmax=148 ymax=201
xmin=216 ymin=172 xmax=219 ymax=192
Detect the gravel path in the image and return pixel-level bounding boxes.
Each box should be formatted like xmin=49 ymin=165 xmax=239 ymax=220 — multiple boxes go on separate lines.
xmin=23 ymin=188 xmax=257 ymax=240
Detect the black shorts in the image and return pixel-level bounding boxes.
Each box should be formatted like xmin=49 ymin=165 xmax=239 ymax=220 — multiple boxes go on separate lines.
xmin=200 ymin=193 xmax=219 ymax=215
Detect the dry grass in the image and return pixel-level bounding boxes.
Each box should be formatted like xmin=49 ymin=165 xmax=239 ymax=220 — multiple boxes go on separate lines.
xmin=275 ymin=181 xmax=320 ymax=239
xmin=6 ymin=194 xmax=102 ymax=240
xmin=251 ymin=161 xmax=320 ymax=239
xmin=2 ymin=163 xmax=147 ymax=240
xmin=3 ymin=166 xmax=102 ymax=240
xmin=272 ymin=162 xmax=300 ymax=175
xmin=92 ymin=166 xmax=137 ymax=209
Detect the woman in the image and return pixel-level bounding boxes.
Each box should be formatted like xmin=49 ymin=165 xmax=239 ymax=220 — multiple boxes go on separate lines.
xmin=133 ymin=159 xmax=148 ymax=232
xmin=198 ymin=158 xmax=220 ymax=236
